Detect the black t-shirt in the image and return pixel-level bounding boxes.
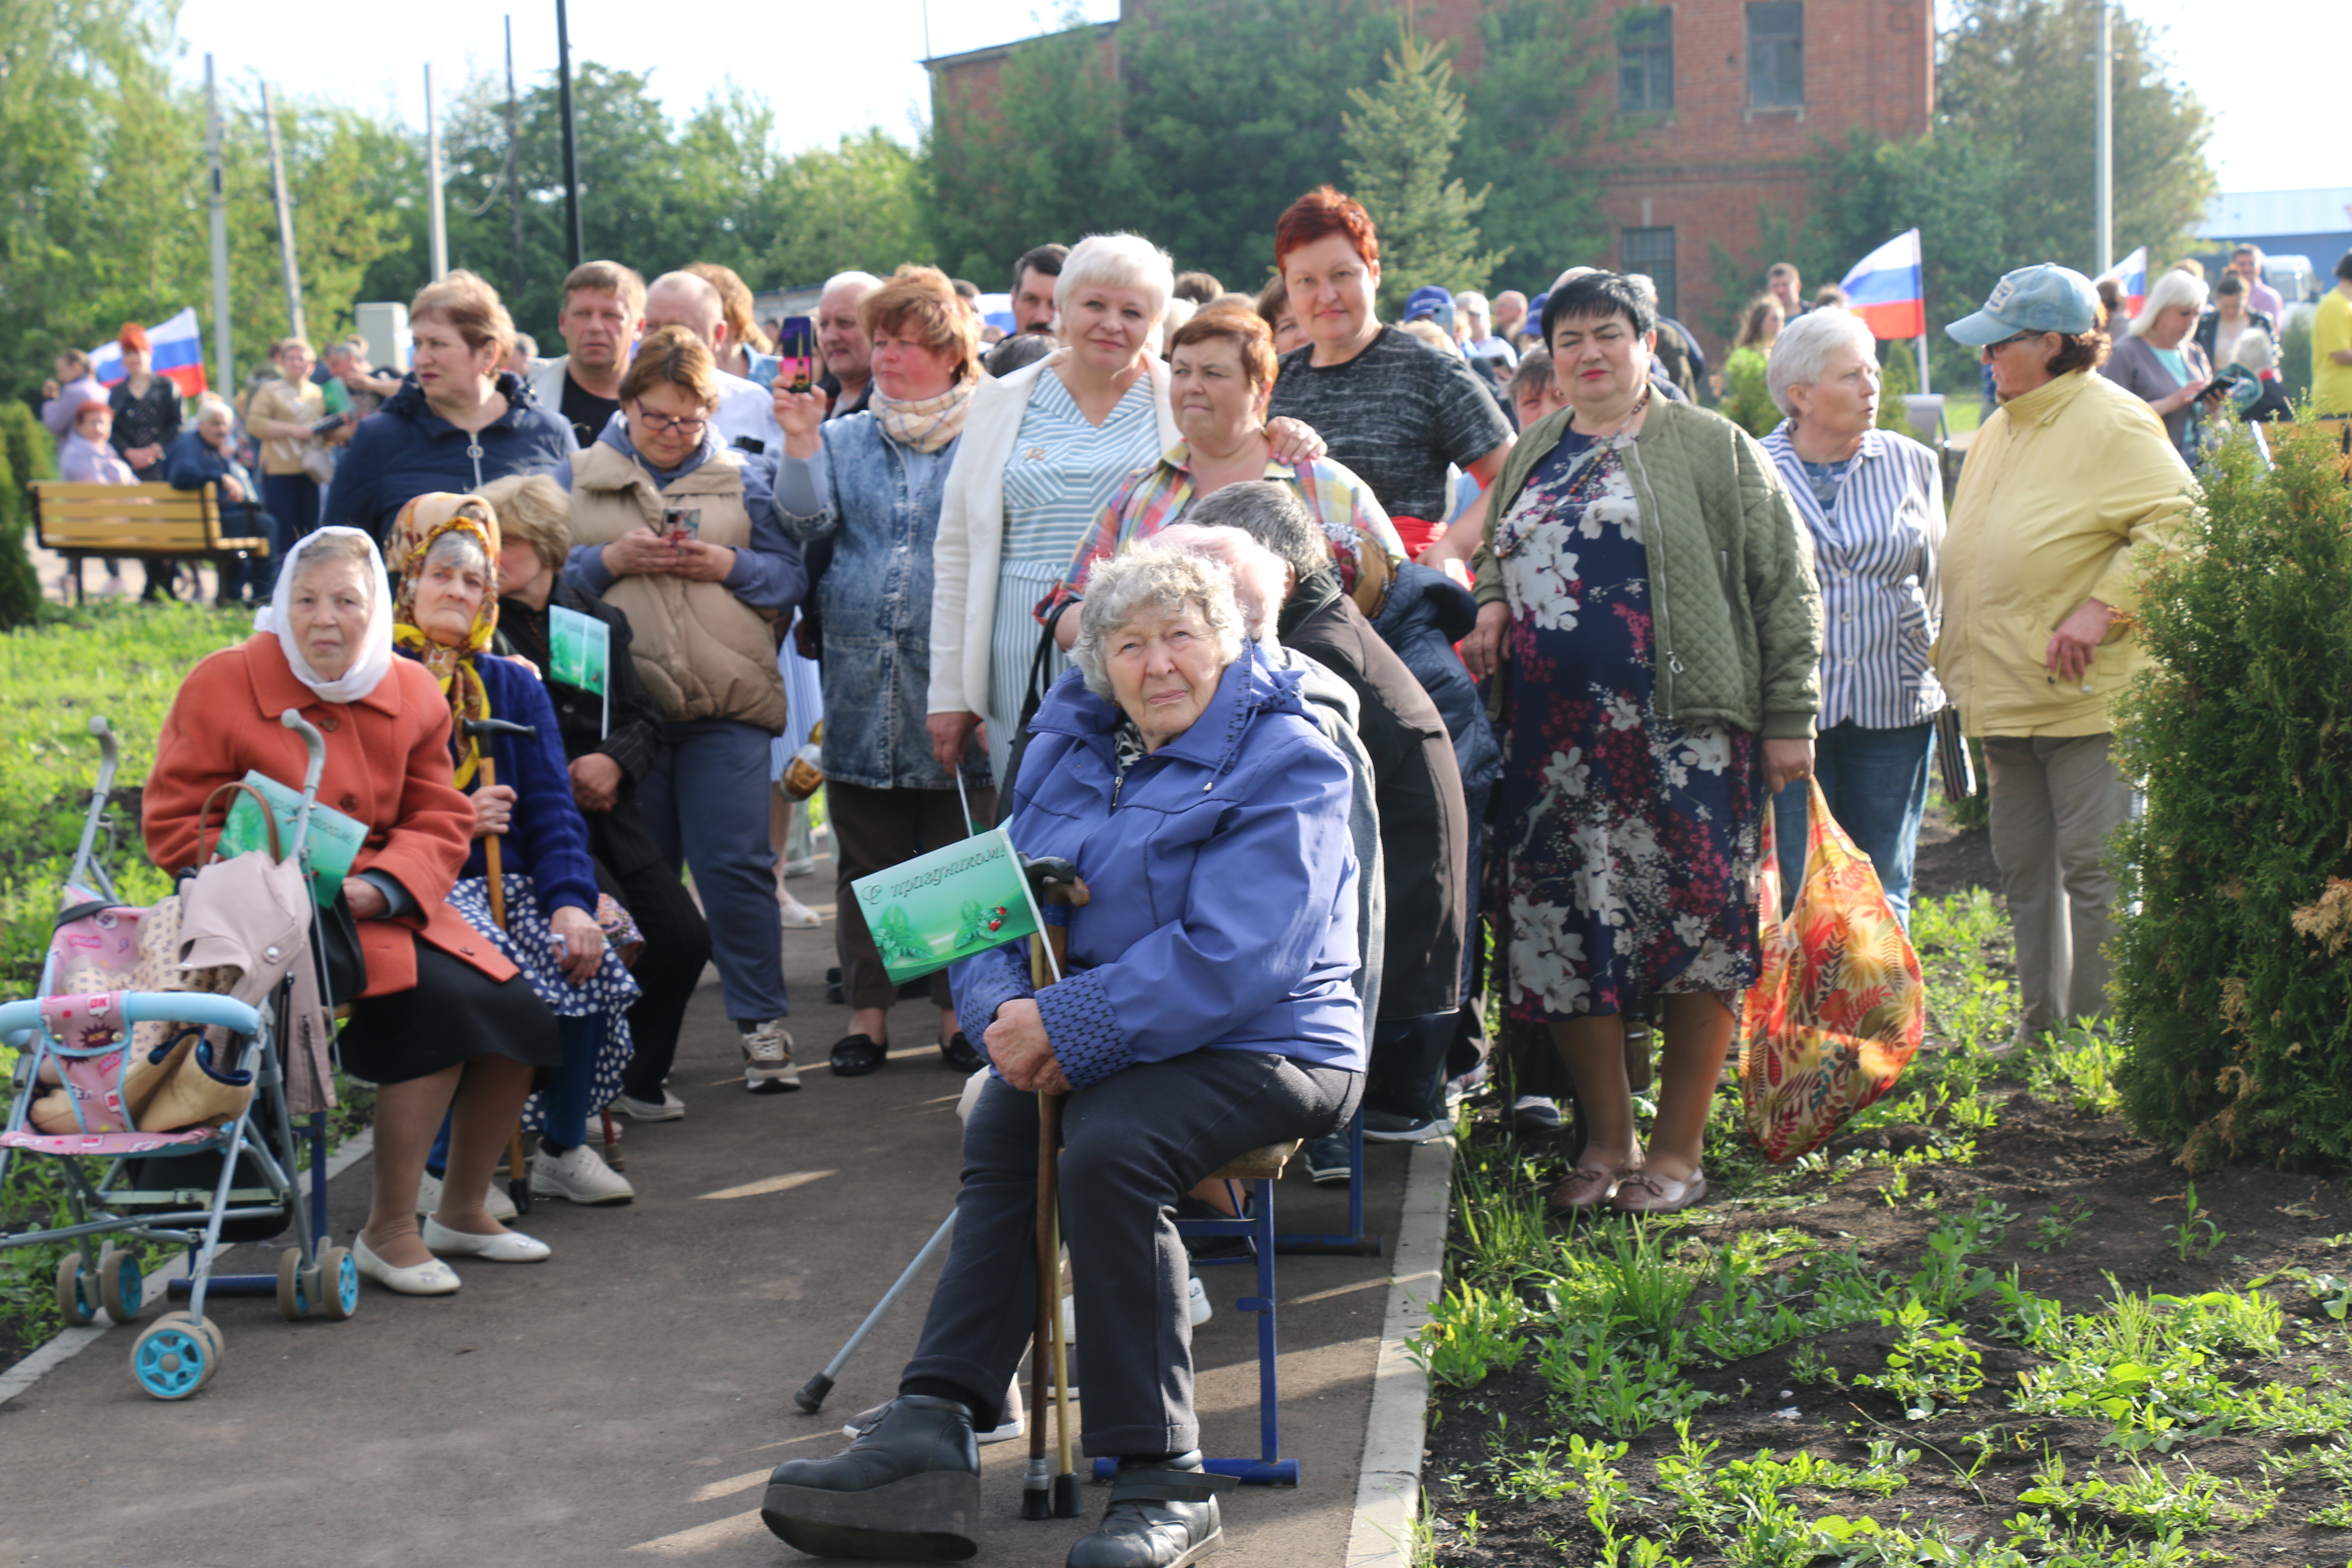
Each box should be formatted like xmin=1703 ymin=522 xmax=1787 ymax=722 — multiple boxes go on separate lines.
xmin=560 ymin=371 xmax=621 ymax=449
xmin=1266 ymin=325 xmax=1513 ymax=522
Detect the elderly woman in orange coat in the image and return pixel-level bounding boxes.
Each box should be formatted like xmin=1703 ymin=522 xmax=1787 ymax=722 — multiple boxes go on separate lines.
xmin=144 ymin=527 xmax=563 ymax=1296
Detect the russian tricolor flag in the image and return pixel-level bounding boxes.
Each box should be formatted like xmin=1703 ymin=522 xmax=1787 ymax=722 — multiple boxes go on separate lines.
xmin=88 ymin=308 xmax=208 ymax=398
xmin=2094 ymin=247 xmax=2147 ymax=318
xmin=1837 ymin=230 xmax=1925 ymax=340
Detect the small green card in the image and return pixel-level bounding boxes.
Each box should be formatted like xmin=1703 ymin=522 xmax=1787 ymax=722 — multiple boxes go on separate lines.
xmin=220 ymin=769 xmax=367 ymax=905
xmin=548 ymin=605 xmax=609 ymax=696
xmin=849 ymin=827 xmax=1044 ymax=985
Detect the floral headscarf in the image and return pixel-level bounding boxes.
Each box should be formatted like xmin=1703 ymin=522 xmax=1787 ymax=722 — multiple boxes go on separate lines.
xmin=391 ymin=492 xmax=502 ymax=790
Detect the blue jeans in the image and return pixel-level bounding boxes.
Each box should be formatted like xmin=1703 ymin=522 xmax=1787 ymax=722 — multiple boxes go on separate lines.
xmin=638 ymin=717 xmax=788 ymax=1023
xmin=1772 ymin=720 xmax=1934 ymax=928
xmin=260 ymin=472 xmax=319 ymax=556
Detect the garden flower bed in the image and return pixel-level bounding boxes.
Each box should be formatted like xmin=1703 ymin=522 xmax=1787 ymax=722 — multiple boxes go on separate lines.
xmin=1417 ymin=880 xmax=2352 ymax=1565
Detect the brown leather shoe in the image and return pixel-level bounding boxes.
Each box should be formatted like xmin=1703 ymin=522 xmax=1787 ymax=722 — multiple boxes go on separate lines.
xmin=1547 ymin=1165 xmax=1625 ymax=1212
xmin=1610 ymin=1167 xmax=1708 ymax=1215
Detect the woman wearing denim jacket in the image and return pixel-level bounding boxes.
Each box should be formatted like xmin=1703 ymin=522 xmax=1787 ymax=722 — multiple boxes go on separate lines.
xmin=777 ymin=266 xmax=994 ymax=1079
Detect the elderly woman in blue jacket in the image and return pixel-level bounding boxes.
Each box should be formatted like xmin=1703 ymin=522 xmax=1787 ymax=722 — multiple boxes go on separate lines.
xmin=763 ymin=546 xmax=1363 ymax=1568
xmin=776 ymin=265 xmax=995 ymax=1079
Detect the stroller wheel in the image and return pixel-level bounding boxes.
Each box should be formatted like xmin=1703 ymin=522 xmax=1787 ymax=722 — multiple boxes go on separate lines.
xmin=55 ymin=1253 xmax=98 ymax=1326
xmin=97 ymin=1248 xmax=145 ymax=1324
xmin=153 ymin=1311 xmax=227 ymax=1366
xmin=276 ymin=1248 xmax=310 ymax=1320
xmin=314 ymin=1246 xmax=360 ymax=1321
xmin=132 ymin=1318 xmax=219 ymax=1399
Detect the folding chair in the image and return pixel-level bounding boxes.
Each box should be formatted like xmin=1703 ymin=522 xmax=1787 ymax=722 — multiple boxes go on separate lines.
xmin=1099 ymin=1138 xmax=1300 ymax=1486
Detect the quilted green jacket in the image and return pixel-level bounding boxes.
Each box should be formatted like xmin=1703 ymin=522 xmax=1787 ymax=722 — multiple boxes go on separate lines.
xmin=1472 ymin=396 xmax=1823 ymax=740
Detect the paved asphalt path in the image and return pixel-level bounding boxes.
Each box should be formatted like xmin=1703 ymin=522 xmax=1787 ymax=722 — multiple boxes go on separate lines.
xmin=0 ymin=861 xmax=1410 ymax=1568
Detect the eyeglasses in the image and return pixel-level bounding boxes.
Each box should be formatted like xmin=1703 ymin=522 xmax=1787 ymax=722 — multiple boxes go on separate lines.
xmin=1984 ymin=330 xmax=2042 ymax=352
xmin=633 ymin=411 xmax=709 ymax=435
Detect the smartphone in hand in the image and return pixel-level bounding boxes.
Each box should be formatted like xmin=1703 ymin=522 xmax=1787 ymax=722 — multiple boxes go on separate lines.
xmin=778 ymin=316 xmax=816 ymax=394
xmin=662 ymin=506 xmax=701 ymax=545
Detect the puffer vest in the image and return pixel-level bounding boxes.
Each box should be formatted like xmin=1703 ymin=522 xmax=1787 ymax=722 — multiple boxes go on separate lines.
xmin=569 ymin=441 xmax=788 ymax=732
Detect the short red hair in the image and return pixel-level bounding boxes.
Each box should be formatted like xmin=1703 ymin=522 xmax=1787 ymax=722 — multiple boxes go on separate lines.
xmin=1275 ymin=186 xmax=1379 ymax=273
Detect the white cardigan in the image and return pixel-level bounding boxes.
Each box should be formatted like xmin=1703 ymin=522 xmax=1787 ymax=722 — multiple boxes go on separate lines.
xmin=925 ymin=349 xmax=1181 ymax=719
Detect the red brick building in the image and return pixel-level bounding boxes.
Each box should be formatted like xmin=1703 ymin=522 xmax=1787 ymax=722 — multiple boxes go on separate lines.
xmin=929 ymin=0 xmax=1934 ymax=355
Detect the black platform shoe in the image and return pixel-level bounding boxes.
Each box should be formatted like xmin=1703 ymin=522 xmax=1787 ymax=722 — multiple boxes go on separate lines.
xmin=1067 ymin=1452 xmax=1237 ymax=1568
xmin=761 ymin=1394 xmax=981 ymax=1561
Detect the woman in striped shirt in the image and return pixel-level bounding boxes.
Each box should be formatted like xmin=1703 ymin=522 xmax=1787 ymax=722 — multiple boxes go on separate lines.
xmin=1760 ymin=309 xmax=1948 ymax=925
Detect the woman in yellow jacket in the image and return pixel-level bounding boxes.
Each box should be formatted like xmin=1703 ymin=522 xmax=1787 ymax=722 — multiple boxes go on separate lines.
xmin=1937 ymin=265 xmax=2195 ymax=1044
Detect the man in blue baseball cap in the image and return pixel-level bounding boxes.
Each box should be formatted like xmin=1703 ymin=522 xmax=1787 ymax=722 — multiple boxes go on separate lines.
xmin=1933 ymin=262 xmax=2193 ymax=1047
xmin=1400 ymin=285 xmax=1457 ymax=338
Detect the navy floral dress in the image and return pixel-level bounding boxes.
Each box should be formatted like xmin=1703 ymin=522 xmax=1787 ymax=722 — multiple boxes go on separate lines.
xmin=1491 ymin=430 xmax=1764 ymax=1023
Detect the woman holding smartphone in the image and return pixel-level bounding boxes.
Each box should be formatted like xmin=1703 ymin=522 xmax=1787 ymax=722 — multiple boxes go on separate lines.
xmin=564 ymin=325 xmax=812 ymax=1093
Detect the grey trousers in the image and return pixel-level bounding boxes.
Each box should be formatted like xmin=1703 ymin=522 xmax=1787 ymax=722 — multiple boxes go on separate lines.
xmin=1982 ymin=732 xmax=2133 ymax=1040
xmin=900 ymin=1051 xmax=1359 ymax=1457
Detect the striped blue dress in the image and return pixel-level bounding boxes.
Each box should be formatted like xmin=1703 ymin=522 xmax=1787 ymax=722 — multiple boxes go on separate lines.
xmin=985 ymin=371 xmax=1162 ymax=763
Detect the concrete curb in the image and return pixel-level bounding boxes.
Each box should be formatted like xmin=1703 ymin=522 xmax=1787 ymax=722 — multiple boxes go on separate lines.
xmin=1344 ymin=1134 xmax=1452 ymax=1567
xmin=0 ymin=1125 xmax=375 ymax=1409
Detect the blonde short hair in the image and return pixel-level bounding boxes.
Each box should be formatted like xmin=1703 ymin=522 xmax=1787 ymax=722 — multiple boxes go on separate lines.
xmin=1056 ymin=234 xmax=1175 ymax=327
xmin=410 ymin=269 xmax=516 ymax=361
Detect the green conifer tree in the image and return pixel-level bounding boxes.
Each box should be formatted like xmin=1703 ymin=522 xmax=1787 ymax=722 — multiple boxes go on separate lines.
xmin=1341 ymin=22 xmax=1505 ymax=317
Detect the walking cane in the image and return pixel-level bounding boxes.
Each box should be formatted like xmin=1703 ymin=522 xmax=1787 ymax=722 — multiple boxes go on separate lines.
xmin=462 ymin=715 xmax=540 ymax=1216
xmin=1018 ymin=856 xmax=1089 ymax=1521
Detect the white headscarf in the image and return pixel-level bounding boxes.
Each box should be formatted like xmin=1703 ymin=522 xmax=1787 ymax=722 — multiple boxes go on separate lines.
xmin=255 ymin=527 xmax=396 ymax=704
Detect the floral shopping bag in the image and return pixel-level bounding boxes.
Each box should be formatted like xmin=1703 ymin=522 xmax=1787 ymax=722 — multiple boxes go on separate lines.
xmin=1738 ymin=778 xmax=1925 ymax=1162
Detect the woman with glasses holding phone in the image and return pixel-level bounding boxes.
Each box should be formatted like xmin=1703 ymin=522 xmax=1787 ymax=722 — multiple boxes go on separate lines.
xmin=565 ymin=325 xmax=813 ymax=1093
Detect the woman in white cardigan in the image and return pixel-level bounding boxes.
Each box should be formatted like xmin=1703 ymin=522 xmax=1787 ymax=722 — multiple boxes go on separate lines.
xmin=926 ymin=233 xmax=1322 ymax=778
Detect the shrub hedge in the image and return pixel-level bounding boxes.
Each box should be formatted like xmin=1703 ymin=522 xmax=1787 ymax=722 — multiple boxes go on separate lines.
xmin=2114 ymin=420 xmax=2352 ymax=1170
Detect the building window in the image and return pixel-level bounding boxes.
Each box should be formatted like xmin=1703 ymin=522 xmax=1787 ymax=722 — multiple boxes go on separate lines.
xmin=1617 ymin=8 xmax=1673 ymax=115
xmin=1746 ymin=1 xmax=1804 ymax=108
xmin=1621 ymin=228 xmax=1676 ymax=322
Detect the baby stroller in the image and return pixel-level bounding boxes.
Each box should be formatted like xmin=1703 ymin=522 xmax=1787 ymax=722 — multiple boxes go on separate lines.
xmin=0 ymin=713 xmax=356 ymax=1400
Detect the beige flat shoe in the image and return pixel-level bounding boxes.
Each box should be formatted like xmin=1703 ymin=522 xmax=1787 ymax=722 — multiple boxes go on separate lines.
xmin=1547 ymin=1165 xmax=1625 ymax=1212
xmin=1610 ymin=1167 xmax=1708 ymax=1215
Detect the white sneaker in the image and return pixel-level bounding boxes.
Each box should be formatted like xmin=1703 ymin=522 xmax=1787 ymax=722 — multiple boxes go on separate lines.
xmin=781 ymin=856 xmax=819 ymax=879
xmin=741 ymin=1020 xmax=802 ymax=1093
xmin=1189 ymin=1275 xmax=1213 ymax=1326
xmin=612 ymin=1089 xmax=685 ymax=1122
xmin=779 ymin=893 xmax=823 ymax=931
xmin=416 ymin=1170 xmax=518 ymax=1221
xmin=530 ymin=1142 xmax=636 ymax=1205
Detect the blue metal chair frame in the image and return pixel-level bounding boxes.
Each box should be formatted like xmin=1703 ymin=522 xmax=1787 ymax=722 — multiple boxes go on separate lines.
xmin=1274 ymin=1104 xmax=1382 ymax=1257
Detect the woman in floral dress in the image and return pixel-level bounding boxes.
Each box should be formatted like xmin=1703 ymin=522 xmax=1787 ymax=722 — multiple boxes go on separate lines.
xmin=1463 ymin=273 xmax=1822 ymax=1216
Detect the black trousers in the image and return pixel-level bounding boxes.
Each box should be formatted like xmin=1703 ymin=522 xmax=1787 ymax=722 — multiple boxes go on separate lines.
xmin=599 ymin=855 xmax=714 ymax=1100
xmin=900 ymin=1051 xmax=1358 ymax=1456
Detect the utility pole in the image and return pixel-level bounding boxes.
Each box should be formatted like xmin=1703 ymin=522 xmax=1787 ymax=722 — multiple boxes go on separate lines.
xmin=2094 ymin=1 xmax=2113 ymax=274
xmin=261 ymin=83 xmax=306 ymax=342
xmin=425 ymin=64 xmax=449 ymax=280
xmin=506 ymin=15 xmax=526 ymax=298
xmin=204 ymin=55 xmax=233 ymax=395
xmin=557 ymin=0 xmax=584 ymax=267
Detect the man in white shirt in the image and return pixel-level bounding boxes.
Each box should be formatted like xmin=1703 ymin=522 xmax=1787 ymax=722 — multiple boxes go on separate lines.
xmin=643 ymin=270 xmax=785 ymax=477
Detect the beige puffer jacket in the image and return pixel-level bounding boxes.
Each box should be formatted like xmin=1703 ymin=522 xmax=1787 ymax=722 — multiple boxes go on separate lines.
xmin=569 ymin=441 xmax=788 ymax=731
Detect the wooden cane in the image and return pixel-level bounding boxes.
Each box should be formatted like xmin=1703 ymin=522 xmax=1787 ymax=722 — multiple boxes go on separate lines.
xmin=470 ymin=740 xmax=529 ymax=1212
xmin=1022 ymin=931 xmax=1056 ymax=1521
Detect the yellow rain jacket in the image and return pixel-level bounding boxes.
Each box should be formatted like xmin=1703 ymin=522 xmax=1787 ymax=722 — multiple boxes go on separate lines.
xmin=1934 ymin=368 xmax=2195 ymax=738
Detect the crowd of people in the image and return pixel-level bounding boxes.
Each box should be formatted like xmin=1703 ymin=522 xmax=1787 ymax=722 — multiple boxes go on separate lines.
xmin=78 ymin=189 xmax=2312 ymax=1565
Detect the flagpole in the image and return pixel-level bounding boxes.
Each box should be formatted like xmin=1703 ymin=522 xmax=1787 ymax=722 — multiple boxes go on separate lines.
xmin=204 ymin=55 xmax=233 ymax=397
xmin=1914 ymin=232 xmax=1931 ymax=395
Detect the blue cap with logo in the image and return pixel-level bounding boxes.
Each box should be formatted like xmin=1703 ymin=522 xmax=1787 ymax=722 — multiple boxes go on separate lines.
xmin=1945 ymin=264 xmax=2102 ymax=346
xmin=1401 ymin=285 xmax=1456 ymax=333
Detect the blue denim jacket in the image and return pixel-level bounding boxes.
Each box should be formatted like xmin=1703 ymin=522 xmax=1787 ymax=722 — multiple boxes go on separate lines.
xmin=776 ymin=413 xmax=986 ymax=790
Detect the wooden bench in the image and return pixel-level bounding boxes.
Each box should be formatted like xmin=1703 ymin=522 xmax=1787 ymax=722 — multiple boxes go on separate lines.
xmin=31 ymin=481 xmax=271 ymax=601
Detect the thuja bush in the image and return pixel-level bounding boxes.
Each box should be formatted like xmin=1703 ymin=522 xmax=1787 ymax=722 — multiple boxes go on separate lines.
xmin=2113 ymin=424 xmax=2352 ymax=1170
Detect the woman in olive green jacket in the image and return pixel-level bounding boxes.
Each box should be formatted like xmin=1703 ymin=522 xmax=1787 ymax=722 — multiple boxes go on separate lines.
xmin=1463 ymin=272 xmax=1822 ymax=1217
